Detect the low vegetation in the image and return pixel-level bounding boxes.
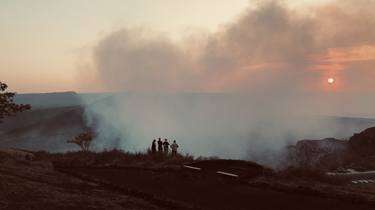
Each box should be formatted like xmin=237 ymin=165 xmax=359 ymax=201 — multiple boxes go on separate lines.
xmin=67 ymin=131 xmax=94 ymax=152
xmin=34 ymin=149 xmax=195 ymax=168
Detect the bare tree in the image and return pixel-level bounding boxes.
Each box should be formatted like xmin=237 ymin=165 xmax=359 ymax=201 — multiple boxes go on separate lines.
xmin=67 ymin=131 xmax=93 ymax=152
xmin=0 ymin=82 xmax=31 ymax=123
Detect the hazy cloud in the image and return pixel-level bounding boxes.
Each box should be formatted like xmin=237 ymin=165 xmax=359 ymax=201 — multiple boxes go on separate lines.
xmin=90 ymin=0 xmax=375 ymax=93
xmin=82 ymin=0 xmax=375 ymax=166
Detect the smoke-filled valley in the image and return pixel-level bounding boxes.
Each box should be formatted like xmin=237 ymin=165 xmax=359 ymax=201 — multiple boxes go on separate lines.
xmin=74 ymin=0 xmax=375 ymax=166
xmin=84 ymin=92 xmax=375 ymax=165
xmin=0 ymin=91 xmax=373 ymax=168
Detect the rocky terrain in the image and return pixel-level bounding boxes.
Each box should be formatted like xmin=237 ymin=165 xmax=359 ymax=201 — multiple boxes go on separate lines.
xmin=349 ymin=127 xmax=375 ymax=156
xmin=288 ymin=126 xmax=375 ymax=170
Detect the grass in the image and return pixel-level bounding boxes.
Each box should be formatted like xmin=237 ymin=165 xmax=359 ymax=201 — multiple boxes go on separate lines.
xmin=33 ymin=149 xmax=345 ymax=185
xmin=34 ymin=149 xmax=195 ymax=168
xmin=19 ymin=149 xmax=375 ymax=206
xmin=33 ymin=149 xmax=349 ymax=187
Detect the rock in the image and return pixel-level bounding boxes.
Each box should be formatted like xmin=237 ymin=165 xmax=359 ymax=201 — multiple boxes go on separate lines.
xmin=287 ymin=126 xmax=375 ymax=170
xmin=349 ymin=127 xmax=375 ymax=156
xmin=287 ymin=138 xmax=348 ymax=169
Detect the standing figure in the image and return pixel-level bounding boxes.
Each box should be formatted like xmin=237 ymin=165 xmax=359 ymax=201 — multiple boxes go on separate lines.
xmin=163 ymin=139 xmax=170 ymax=155
xmin=151 ymin=139 xmax=156 ymax=154
xmin=170 ymin=140 xmax=179 ymax=156
xmin=157 ymin=138 xmax=163 ymax=153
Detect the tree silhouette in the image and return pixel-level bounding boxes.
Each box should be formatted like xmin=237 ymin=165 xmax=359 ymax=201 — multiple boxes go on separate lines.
xmin=0 ymin=82 xmax=31 ymax=123
xmin=67 ymin=131 xmax=94 ymax=152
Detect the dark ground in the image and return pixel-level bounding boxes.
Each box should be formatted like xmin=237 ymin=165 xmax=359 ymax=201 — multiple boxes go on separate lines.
xmin=58 ymin=165 xmax=375 ymax=210
xmin=0 ymin=160 xmax=170 ymax=210
xmin=2 ymin=152 xmax=375 ymax=210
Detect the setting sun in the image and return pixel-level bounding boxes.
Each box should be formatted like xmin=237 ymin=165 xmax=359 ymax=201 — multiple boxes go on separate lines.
xmin=327 ymin=77 xmax=335 ymax=84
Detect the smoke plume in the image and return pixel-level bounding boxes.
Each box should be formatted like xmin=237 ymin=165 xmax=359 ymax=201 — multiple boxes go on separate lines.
xmin=82 ymin=0 xmax=375 ymax=166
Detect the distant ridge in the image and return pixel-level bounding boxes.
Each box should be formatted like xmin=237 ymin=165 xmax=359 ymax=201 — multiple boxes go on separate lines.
xmin=18 ymin=91 xmax=77 ymax=95
xmin=14 ymin=91 xmax=83 ymax=108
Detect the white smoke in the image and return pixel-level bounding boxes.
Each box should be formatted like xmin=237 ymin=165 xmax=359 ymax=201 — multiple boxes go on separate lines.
xmin=80 ymin=0 xmax=375 ymax=166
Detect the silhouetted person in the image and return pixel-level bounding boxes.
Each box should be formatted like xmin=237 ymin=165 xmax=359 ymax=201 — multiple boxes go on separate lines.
xmin=151 ymin=139 xmax=156 ymax=154
xmin=163 ymin=139 xmax=170 ymax=155
xmin=157 ymin=138 xmax=163 ymax=153
xmin=170 ymin=140 xmax=179 ymax=156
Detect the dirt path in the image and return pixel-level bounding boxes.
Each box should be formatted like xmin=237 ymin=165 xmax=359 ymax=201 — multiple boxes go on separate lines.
xmin=64 ymin=167 xmax=375 ymax=210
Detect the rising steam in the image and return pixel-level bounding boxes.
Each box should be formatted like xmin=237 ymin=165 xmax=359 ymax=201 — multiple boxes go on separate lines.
xmin=81 ymin=0 xmax=375 ymax=166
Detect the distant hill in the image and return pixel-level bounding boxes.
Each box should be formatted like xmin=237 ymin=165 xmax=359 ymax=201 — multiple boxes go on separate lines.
xmin=0 ymin=106 xmax=88 ymax=151
xmin=0 ymin=91 xmax=111 ymax=151
xmin=14 ymin=92 xmax=84 ymax=108
xmin=14 ymin=91 xmax=113 ymax=108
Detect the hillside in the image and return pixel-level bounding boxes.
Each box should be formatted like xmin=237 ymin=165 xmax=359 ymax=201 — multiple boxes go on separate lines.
xmin=0 ymin=158 xmax=171 ymax=210
xmin=0 ymin=106 xmax=87 ymax=151
xmin=288 ymin=126 xmax=375 ymax=170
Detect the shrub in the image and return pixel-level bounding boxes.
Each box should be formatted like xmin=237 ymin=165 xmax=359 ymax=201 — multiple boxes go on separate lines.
xmin=67 ymin=131 xmax=93 ymax=152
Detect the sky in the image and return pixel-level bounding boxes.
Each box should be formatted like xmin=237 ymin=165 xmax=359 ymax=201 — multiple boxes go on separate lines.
xmin=0 ymin=0 xmax=249 ymax=92
xmin=1 ymin=0 xmax=375 ymax=95
xmin=1 ymin=0 xmax=334 ymax=93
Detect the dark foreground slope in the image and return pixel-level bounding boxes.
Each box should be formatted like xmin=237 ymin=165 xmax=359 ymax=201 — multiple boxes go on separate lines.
xmin=34 ymin=151 xmax=375 ymax=210
xmin=64 ymin=167 xmax=372 ymax=210
xmin=0 ymin=161 xmax=171 ymax=210
xmin=2 ymin=149 xmax=375 ymax=210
